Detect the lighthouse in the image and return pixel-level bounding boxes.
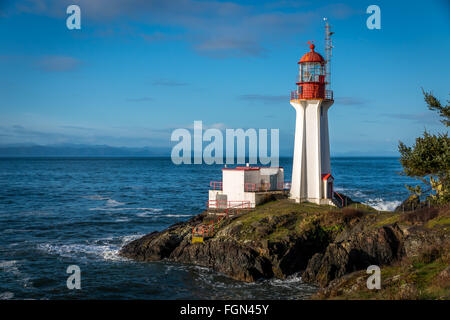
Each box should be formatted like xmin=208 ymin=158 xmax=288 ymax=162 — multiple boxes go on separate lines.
xmin=289 ymin=30 xmax=335 ymax=205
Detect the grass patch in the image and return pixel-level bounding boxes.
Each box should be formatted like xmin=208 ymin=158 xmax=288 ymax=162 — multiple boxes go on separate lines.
xmin=427 ymin=216 xmax=450 ymax=229
xmin=229 ymin=199 xmax=331 ymax=241
xmin=219 ymin=198 xmax=382 ymax=242
xmin=414 ymin=260 xmax=445 ymax=287
xmin=346 ymin=202 xmax=379 ymax=212
xmin=374 ymin=213 xmax=400 ymax=227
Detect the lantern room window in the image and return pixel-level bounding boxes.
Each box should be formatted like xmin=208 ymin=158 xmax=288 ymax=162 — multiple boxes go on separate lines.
xmin=300 ymin=62 xmax=325 ymax=82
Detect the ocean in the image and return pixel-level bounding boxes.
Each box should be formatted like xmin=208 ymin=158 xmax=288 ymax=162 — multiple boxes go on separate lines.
xmin=0 ymin=157 xmax=415 ymax=300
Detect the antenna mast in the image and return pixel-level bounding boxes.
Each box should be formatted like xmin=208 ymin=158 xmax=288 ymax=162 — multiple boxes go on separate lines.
xmin=324 ymin=18 xmax=334 ymax=92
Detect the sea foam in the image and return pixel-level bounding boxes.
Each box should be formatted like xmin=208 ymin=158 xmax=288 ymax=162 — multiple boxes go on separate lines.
xmin=363 ymin=198 xmax=402 ymax=211
xmin=0 ymin=292 xmax=14 ymax=300
xmin=37 ymin=234 xmax=144 ymax=262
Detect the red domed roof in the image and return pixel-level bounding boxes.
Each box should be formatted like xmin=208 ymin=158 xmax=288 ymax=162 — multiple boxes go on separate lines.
xmin=298 ymin=43 xmax=325 ymax=64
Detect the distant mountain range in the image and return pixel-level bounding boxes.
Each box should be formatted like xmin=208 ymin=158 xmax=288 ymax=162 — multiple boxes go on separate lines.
xmin=0 ymin=144 xmax=171 ymax=157
xmin=0 ymin=143 xmax=398 ymax=158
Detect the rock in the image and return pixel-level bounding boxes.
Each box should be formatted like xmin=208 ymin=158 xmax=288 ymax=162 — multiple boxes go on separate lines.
xmin=120 ymin=209 xmax=330 ymax=282
xmin=121 ymin=224 xmax=276 ymax=282
xmin=303 ymin=224 xmax=405 ymax=287
xmin=120 ymin=231 xmax=184 ymax=261
xmin=120 ymin=212 xmax=205 ymax=261
xmin=326 ymin=271 xmax=367 ymax=298
xmin=170 ymin=238 xmax=274 ymax=282
xmin=402 ymin=225 xmax=446 ymax=257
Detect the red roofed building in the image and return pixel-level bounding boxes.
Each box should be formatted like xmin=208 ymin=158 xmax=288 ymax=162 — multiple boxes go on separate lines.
xmin=208 ymin=166 xmax=285 ymax=209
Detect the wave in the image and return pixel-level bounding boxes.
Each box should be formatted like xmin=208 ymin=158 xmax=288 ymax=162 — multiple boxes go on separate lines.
xmin=106 ymin=199 xmax=125 ymax=207
xmin=0 ymin=260 xmax=20 ymax=274
xmin=37 ymin=243 xmax=124 ymax=261
xmin=334 ymin=187 xmax=403 ymax=212
xmin=0 ymin=260 xmax=33 ymax=289
xmin=136 ymin=211 xmax=190 ymax=218
xmin=84 ymin=196 xmax=130 ymax=208
xmin=363 ymin=198 xmax=402 ymax=211
xmin=36 ymin=234 xmax=144 ymax=262
xmin=89 ymin=207 xmax=163 ymax=212
xmin=0 ymin=292 xmax=14 ymax=300
xmin=334 ymin=187 xmax=366 ymax=198
xmin=136 ymin=211 xmax=155 ymax=217
xmin=267 ymin=273 xmax=303 ymax=286
xmin=161 ymin=214 xmax=193 ymax=217
xmin=83 ymin=195 xmax=110 ymax=200
xmin=119 ymin=234 xmax=144 ymax=246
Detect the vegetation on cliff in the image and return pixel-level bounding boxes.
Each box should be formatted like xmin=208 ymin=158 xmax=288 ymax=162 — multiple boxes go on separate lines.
xmin=120 ymin=196 xmax=449 ymax=299
xmin=313 ymin=205 xmax=450 ymax=299
xmin=398 ymin=90 xmax=449 ymax=205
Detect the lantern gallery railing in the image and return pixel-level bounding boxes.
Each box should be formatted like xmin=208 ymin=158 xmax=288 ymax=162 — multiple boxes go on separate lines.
xmin=290 ymin=89 xmax=333 ymax=100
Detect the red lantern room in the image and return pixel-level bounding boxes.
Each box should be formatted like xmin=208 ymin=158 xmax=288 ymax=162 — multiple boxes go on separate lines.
xmin=291 ymin=42 xmax=333 ymax=101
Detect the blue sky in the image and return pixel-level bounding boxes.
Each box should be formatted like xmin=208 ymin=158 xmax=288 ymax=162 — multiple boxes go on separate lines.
xmin=0 ymin=0 xmax=449 ymax=156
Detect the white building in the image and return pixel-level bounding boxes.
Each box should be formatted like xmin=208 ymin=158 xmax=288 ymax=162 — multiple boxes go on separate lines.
xmin=289 ymin=42 xmax=335 ymax=206
xmin=208 ymin=166 xmax=285 ymax=209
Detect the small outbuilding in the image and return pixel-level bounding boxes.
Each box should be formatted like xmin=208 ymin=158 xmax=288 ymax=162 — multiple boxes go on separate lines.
xmin=208 ymin=166 xmax=285 ymax=209
xmin=322 ymin=173 xmax=334 ymax=200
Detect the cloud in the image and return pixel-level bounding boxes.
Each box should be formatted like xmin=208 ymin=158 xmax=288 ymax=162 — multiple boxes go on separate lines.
xmin=194 ymin=37 xmax=266 ymax=58
xmin=381 ymin=112 xmax=442 ymax=125
xmin=11 ymin=0 xmax=361 ymax=58
xmin=59 ymin=125 xmax=95 ymax=131
xmin=152 ymin=79 xmax=188 ymax=87
xmin=325 ymin=3 xmax=362 ymax=19
xmin=0 ymin=123 xmax=173 ymax=147
xmin=35 ymin=55 xmax=81 ymax=72
xmin=239 ymin=94 xmax=286 ymax=104
xmin=335 ymin=96 xmax=368 ymax=106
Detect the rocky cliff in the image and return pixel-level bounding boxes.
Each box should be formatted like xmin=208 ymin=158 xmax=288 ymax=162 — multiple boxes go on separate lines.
xmin=120 ymin=200 xmax=333 ymax=282
xmin=120 ymin=199 xmax=449 ymax=298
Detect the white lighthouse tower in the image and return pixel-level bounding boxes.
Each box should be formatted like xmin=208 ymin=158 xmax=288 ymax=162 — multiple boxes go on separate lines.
xmin=289 ymin=24 xmax=335 ymax=205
